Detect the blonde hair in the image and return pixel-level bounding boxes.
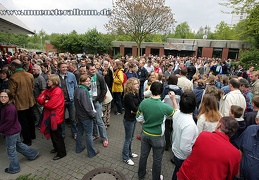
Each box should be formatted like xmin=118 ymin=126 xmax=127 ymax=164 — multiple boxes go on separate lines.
xmin=198 ymin=94 xmax=221 ymax=122
xmin=124 ymin=77 xmax=139 ymax=96
xmin=48 ymin=74 xmax=60 ymax=86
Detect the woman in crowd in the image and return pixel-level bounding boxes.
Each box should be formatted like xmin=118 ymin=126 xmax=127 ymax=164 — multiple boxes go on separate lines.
xmin=74 ymin=75 xmax=99 ymax=158
xmin=0 ymin=69 xmax=10 ymax=91
xmin=37 ymin=74 xmax=66 ymax=160
xmin=0 ymin=89 xmax=39 ymax=174
xmin=197 ymin=94 xmax=222 ymax=133
xmin=112 ymin=60 xmax=124 ymax=115
xmin=122 ymin=77 xmax=141 ymax=165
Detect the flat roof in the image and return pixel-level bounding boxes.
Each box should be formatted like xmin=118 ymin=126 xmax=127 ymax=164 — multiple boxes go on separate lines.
xmin=0 ymin=3 xmax=34 ymax=34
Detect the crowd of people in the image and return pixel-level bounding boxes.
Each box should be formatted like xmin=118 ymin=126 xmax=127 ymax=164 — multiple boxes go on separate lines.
xmin=0 ymin=51 xmax=259 ymax=179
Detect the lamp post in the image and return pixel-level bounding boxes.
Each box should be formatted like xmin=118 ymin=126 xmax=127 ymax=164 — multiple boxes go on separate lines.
xmin=40 ymin=36 xmax=42 ymax=51
xmin=203 ymin=25 xmax=208 ymax=40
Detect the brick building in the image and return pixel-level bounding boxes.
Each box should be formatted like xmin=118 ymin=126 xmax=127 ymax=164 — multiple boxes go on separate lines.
xmin=112 ymin=38 xmax=251 ymax=60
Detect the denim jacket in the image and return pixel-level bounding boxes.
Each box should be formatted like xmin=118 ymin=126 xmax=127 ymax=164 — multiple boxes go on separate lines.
xmin=57 ymin=71 xmax=78 ymax=101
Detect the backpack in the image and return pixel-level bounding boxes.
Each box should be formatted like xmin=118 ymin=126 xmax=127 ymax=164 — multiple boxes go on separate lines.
xmin=122 ymin=70 xmax=128 ymax=85
xmin=116 ymin=70 xmax=127 ymax=85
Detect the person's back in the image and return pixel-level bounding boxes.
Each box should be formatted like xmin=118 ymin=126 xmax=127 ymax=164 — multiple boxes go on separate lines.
xmin=235 ymin=124 xmax=259 ymax=180
xmin=171 ymin=91 xmax=198 ymax=180
xmin=177 ymin=131 xmax=241 ymax=180
xmin=9 ymin=68 xmax=35 ymax=110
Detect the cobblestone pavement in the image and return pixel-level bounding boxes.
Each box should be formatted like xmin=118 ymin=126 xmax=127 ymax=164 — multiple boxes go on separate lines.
xmin=0 ymin=112 xmax=175 ymax=180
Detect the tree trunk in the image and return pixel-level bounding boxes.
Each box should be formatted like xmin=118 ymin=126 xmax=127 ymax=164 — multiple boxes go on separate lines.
xmin=137 ymin=42 xmax=141 ymax=57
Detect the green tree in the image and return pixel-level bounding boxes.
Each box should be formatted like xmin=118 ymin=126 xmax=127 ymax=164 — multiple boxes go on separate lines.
xmin=220 ymin=0 xmax=258 ymax=14
xmin=105 ymin=0 xmax=175 ymax=56
xmin=238 ymin=5 xmax=259 ymax=48
xmin=239 ymin=49 xmax=259 ymax=69
xmin=174 ymin=22 xmax=195 ymax=39
xmin=213 ymin=21 xmax=236 ymax=40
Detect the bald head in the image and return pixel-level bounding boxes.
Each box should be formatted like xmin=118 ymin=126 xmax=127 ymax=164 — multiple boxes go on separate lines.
xmin=12 ymin=59 xmax=22 ymax=65
xmin=10 ymin=59 xmax=23 ymax=69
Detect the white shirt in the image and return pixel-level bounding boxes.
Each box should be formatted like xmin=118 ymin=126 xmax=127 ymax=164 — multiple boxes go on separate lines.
xmin=219 ymin=89 xmax=246 ymax=117
xmin=172 ymin=110 xmax=198 ymax=160
xmin=197 ymin=114 xmax=219 ymax=134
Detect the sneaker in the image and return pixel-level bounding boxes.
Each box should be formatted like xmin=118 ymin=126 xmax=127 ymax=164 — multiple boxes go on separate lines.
xmin=116 ymin=112 xmax=122 ymax=115
xmin=131 ymin=153 xmax=138 ymax=158
xmin=136 ymin=135 xmax=141 ymax=140
xmin=160 ymin=175 xmax=163 ymax=180
xmin=124 ymin=159 xmax=134 ymax=166
xmin=103 ymin=140 xmax=108 ymax=147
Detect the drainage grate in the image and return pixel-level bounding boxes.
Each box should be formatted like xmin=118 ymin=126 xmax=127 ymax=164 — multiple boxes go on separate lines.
xmin=82 ymin=167 xmax=126 ymax=180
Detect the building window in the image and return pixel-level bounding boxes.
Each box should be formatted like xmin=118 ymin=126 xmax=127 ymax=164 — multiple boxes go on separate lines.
xmin=228 ymin=48 xmax=239 ymax=60
xmin=212 ymin=48 xmax=222 ymax=58
xmin=151 ymin=48 xmax=159 ymax=56
xmin=124 ymin=48 xmax=132 ymax=56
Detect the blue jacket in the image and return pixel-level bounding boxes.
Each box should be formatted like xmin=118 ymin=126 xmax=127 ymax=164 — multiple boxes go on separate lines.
xmin=57 ymin=71 xmax=78 ymax=101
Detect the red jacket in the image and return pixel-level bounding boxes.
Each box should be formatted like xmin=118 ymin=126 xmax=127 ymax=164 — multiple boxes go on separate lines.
xmin=177 ymin=131 xmax=241 ymax=180
xmin=37 ymin=86 xmax=65 ymax=125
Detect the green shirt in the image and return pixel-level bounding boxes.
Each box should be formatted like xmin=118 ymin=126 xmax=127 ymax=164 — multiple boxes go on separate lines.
xmin=136 ymin=97 xmax=175 ymax=137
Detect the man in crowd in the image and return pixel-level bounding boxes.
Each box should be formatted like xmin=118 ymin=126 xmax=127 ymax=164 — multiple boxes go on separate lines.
xmin=250 ymin=70 xmax=259 ymax=96
xmin=235 ymin=121 xmax=259 ymax=180
xmin=177 ymin=117 xmax=241 ymax=180
xmin=57 ymin=61 xmax=78 ymax=139
xmin=8 ymin=59 xmax=36 ymax=146
xmin=219 ymin=78 xmax=246 ymax=117
xmin=32 ymin=64 xmax=46 ymax=126
xmin=137 ymin=59 xmax=148 ymax=101
xmin=144 ymin=60 xmax=154 ymax=74
xmin=86 ymin=64 xmax=109 ymax=147
xmin=171 ymin=91 xmax=198 ymax=180
xmin=177 ymin=68 xmax=193 ymax=92
xmin=136 ymin=81 xmax=179 ymax=180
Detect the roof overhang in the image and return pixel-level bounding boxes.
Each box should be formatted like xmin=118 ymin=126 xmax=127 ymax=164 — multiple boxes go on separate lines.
xmin=0 ymin=3 xmax=34 ymax=34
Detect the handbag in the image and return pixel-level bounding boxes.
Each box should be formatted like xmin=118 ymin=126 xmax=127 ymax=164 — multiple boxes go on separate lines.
xmin=103 ymin=84 xmax=113 ymax=105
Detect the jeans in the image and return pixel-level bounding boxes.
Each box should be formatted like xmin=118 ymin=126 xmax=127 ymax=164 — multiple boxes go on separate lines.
xmin=92 ymin=101 xmax=108 ymax=140
xmin=113 ymin=92 xmax=122 ymax=113
xmin=76 ymin=118 xmax=97 ymax=158
xmin=138 ymin=133 xmax=165 ymax=180
xmin=139 ymin=85 xmax=144 ymax=101
xmin=61 ymin=101 xmax=78 ymax=137
xmin=5 ymin=133 xmax=38 ymax=173
xmin=122 ymin=119 xmax=136 ymax=161
xmin=172 ymin=156 xmax=184 ymax=180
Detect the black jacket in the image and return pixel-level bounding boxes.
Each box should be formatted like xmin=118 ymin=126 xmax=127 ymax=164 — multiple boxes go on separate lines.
xmin=123 ymin=93 xmax=140 ymax=121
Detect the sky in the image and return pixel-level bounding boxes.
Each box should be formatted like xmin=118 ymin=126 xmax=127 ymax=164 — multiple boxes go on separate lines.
xmin=0 ymin=0 xmax=234 ymax=34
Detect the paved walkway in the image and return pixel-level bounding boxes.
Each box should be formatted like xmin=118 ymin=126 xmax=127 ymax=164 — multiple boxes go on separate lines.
xmin=0 ymin=113 xmax=175 ymax=180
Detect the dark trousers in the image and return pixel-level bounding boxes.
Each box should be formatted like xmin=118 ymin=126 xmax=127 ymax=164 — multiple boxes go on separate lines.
xmin=50 ymin=124 xmax=66 ymax=157
xmin=113 ymin=92 xmax=122 ymax=113
xmin=172 ymin=156 xmax=184 ymax=180
xmin=165 ymin=119 xmax=172 ymax=150
xmin=17 ymin=108 xmax=36 ymax=145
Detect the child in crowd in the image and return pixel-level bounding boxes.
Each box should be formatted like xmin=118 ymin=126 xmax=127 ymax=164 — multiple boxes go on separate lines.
xmin=229 ymin=105 xmax=246 ymax=147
